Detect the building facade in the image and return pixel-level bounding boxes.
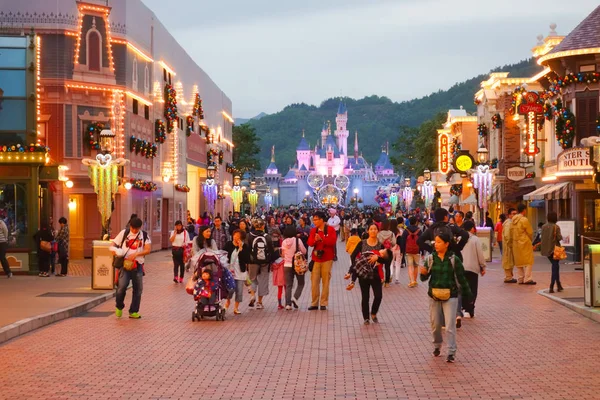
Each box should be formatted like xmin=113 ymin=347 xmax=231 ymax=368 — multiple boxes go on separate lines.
xmin=0 ymin=0 xmax=232 ymax=270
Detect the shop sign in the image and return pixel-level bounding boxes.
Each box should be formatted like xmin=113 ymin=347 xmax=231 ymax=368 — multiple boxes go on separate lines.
xmin=438 ymin=132 xmax=450 ymax=174
xmin=557 ymin=147 xmax=591 ymax=172
xmin=506 ymin=166 xmax=526 ymax=181
xmin=453 ymin=151 xmax=474 ymax=174
xmin=518 ymin=92 xmax=542 ymax=156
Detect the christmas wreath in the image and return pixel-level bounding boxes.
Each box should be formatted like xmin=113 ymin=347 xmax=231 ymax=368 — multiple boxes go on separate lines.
xmin=85 ymin=122 xmax=105 ymax=151
xmin=491 ymin=114 xmax=502 ymax=129
xmin=164 ymin=84 xmax=178 ymax=133
xmin=155 ymin=119 xmax=166 ymax=144
xmin=555 ymin=107 xmax=576 ymax=149
xmin=477 ymin=123 xmax=488 ymax=137
xmin=226 ymin=163 xmax=236 ymax=174
xmin=186 ymin=115 xmax=194 ymax=137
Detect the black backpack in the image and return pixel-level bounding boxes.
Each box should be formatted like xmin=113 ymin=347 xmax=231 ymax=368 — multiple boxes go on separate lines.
xmin=250 ymin=232 xmax=271 ymax=264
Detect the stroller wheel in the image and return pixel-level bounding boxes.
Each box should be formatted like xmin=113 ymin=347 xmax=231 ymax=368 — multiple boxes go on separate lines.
xmin=192 ymin=311 xmax=197 ymax=322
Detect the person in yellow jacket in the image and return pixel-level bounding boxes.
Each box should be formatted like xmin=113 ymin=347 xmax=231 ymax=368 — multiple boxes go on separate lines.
xmin=510 ymin=204 xmax=535 ymax=285
xmin=502 ymin=208 xmax=517 ymax=283
xmin=346 ymin=229 xmax=362 ymax=255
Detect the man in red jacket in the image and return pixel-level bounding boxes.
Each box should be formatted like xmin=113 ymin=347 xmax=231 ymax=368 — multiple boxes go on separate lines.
xmin=308 ymin=211 xmax=337 ymax=310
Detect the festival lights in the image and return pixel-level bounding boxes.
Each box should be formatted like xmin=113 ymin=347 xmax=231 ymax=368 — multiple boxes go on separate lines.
xmin=538 ymin=47 xmax=600 ymax=65
xmin=222 ymin=111 xmax=234 ymax=124
xmin=126 ymin=91 xmax=152 ymax=106
xmin=159 ymin=61 xmax=176 ymax=76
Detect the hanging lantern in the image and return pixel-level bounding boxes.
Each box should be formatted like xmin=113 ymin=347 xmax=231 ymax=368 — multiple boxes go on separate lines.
xmin=231 ymin=175 xmax=243 ymax=212
xmin=99 ymin=129 xmax=115 ymax=154
xmin=248 ymin=181 xmax=258 ymax=214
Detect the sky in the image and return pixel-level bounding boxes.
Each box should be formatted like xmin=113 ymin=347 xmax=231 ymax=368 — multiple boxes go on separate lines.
xmin=141 ymin=0 xmax=598 ymax=118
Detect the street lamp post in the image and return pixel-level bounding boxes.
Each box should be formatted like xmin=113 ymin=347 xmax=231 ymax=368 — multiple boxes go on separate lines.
xmin=273 ymin=188 xmax=279 ymax=208
xmin=353 ymin=188 xmax=359 ymax=208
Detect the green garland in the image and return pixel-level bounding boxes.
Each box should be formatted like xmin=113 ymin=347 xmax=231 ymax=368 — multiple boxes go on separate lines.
xmin=477 ymin=123 xmax=488 ymax=137
xmin=164 ymin=84 xmax=178 ymax=133
xmin=129 ymin=136 xmax=158 ymax=158
xmin=155 ymin=119 xmax=166 ymax=144
xmin=129 ymin=178 xmax=157 ymax=192
xmin=450 ymin=184 xmax=463 ymax=197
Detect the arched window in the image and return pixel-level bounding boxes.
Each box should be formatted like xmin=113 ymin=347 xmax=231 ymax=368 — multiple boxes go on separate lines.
xmin=144 ymin=65 xmax=150 ymax=95
xmin=132 ymin=58 xmax=138 ymax=91
xmin=87 ymin=31 xmax=101 ymax=71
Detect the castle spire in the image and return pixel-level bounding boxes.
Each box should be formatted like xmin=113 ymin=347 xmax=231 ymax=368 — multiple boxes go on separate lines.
xmin=386 ymin=141 xmax=389 ymax=155
xmin=354 ymin=131 xmax=358 ymax=162
xmin=271 ymin=145 xmax=275 ymax=163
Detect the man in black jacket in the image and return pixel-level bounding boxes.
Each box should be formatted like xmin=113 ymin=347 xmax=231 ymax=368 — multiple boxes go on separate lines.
xmin=245 ymin=218 xmax=275 ymax=309
xmin=417 ymin=208 xmax=469 ymax=261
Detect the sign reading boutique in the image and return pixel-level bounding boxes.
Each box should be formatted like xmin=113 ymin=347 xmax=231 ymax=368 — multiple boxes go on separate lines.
xmin=556 ymin=147 xmax=592 ymax=175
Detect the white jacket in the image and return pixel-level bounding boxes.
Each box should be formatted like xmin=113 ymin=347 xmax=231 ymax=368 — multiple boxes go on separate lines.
xmin=461 ymin=233 xmax=486 ymax=274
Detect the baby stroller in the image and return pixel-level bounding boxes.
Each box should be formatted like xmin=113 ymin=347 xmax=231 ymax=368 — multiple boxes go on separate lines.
xmin=189 ymin=251 xmax=235 ymax=322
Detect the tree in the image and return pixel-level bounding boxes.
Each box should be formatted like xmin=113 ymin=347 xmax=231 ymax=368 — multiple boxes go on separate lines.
xmin=232 ymin=123 xmax=261 ymax=175
xmin=391 ymin=125 xmax=419 ymax=178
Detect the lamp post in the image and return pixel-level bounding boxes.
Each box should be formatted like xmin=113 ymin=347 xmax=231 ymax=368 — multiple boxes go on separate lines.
xmin=477 ymin=145 xmax=489 ymax=164
xmin=231 ymin=175 xmax=242 ymax=212
xmin=204 ymin=165 xmax=217 ymax=215
xmin=353 ymin=188 xmax=359 ymax=208
xmin=248 ymin=181 xmax=258 ymax=214
xmin=273 ymin=188 xmax=279 ymax=208
xmin=474 ymin=145 xmax=492 ymax=226
xmin=264 ymin=187 xmax=273 ymax=210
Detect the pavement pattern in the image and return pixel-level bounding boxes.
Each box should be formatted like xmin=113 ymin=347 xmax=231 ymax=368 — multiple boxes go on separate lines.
xmin=1 ymin=244 xmax=599 ymax=400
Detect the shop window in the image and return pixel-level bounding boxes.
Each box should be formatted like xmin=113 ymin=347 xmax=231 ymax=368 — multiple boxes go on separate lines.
xmin=144 ymin=105 xmax=149 ymax=120
xmin=0 ymin=70 xmax=26 ymax=97
xmin=132 ymin=99 xmax=138 ymax=115
xmin=575 ymin=91 xmax=599 ymax=141
xmin=0 ymin=183 xmax=28 ymax=248
xmin=583 ymin=199 xmax=600 ymax=233
xmin=0 ymin=48 xmax=26 ymax=68
xmin=87 ymin=30 xmax=101 ymax=72
xmin=155 ymin=199 xmax=162 ymax=231
xmin=0 ymin=99 xmax=26 ymax=131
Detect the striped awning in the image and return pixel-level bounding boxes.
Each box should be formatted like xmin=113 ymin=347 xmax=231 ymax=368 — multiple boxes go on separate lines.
xmin=448 ymin=195 xmax=460 ymax=205
xmin=523 ymin=182 xmax=570 ymax=201
xmin=461 ymin=193 xmax=477 ymax=205
xmin=490 ymin=184 xmax=502 ymax=202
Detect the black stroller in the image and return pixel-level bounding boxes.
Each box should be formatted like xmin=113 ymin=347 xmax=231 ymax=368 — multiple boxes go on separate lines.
xmin=190 ymin=252 xmax=232 ymax=322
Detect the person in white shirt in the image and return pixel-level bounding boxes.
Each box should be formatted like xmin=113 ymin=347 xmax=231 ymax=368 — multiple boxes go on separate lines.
xmin=110 ymin=217 xmax=151 ymax=319
xmin=327 ymin=208 xmax=341 ymax=261
xmin=459 ymin=220 xmax=486 ymax=319
xmin=170 ymin=220 xmax=192 ymax=284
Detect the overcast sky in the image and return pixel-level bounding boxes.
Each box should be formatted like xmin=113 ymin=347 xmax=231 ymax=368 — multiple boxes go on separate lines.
xmin=142 ymin=0 xmax=598 ymax=118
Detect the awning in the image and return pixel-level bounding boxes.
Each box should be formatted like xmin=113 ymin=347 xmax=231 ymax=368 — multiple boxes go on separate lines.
xmin=529 ymin=199 xmax=545 ymax=208
xmin=448 ymin=195 xmax=460 ymax=205
xmin=461 ymin=193 xmax=477 ymax=205
xmin=490 ymin=184 xmax=502 ymax=202
xmin=523 ymin=182 xmax=570 ymax=201
xmin=504 ymin=186 xmax=536 ymax=202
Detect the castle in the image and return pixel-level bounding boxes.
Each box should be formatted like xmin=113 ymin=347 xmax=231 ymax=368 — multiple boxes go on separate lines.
xmin=263 ymin=101 xmax=398 ymax=207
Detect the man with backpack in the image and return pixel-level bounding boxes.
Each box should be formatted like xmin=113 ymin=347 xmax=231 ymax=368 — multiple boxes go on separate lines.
xmin=110 ymin=217 xmax=151 ymax=319
xmin=401 ymin=215 xmax=422 ymax=287
xmin=308 ymin=211 xmax=337 ymax=310
xmin=417 ymin=208 xmax=469 ymax=261
xmin=211 ymin=216 xmax=229 ymax=250
xmin=245 ymin=218 xmax=275 ymax=309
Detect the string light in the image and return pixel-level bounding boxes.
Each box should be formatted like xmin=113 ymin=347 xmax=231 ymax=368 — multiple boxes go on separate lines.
xmin=126 ymin=91 xmax=152 ymax=106
xmin=36 ymin=35 xmax=41 ymax=144
xmin=65 ymin=83 xmax=116 ymax=92
xmin=126 ymin=42 xmax=153 ymax=62
xmin=222 ymin=111 xmax=234 ymax=123
xmin=159 ymin=61 xmax=176 ymax=76
xmin=538 ymin=47 xmax=600 ymax=65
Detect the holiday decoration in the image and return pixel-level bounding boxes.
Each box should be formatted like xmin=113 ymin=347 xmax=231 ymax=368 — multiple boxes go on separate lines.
xmin=175 ymin=184 xmax=190 ymax=192
xmin=218 ymin=150 xmax=224 ymax=165
xmin=203 ymin=178 xmax=218 ymax=214
xmin=129 ymin=178 xmax=157 ymax=192
xmin=231 ymin=186 xmax=243 ymax=212
xmin=192 ymin=93 xmax=205 ymax=119
xmin=450 ymin=184 xmax=463 ymax=197
xmin=402 ymin=179 xmax=413 ymax=211
xmin=155 ymin=119 xmax=166 ymax=144
xmin=477 ymin=123 xmax=488 ymax=137
xmin=420 ymin=180 xmax=434 ymax=208
xmin=186 ymin=115 xmax=194 ymax=137
xmin=164 ymin=84 xmax=178 ymax=133
xmin=451 ymin=138 xmax=462 ymax=162
xmin=473 ymin=164 xmax=492 ymax=219
xmin=207 ymin=148 xmax=219 ymax=166
xmin=264 ymin=190 xmax=273 ymax=210
xmin=226 ymin=163 xmax=236 ymax=174
xmin=490 ymin=158 xmax=499 ymax=169
xmin=491 ymin=114 xmax=502 ymax=129
xmin=555 ymin=106 xmax=576 ymax=149
xmin=307 ymin=172 xmax=324 ymax=189
xmin=130 ymin=136 xmax=158 ymax=158
xmin=525 ymin=172 xmax=535 ymax=179
xmin=543 ymin=102 xmax=553 ymax=120
xmin=0 ymin=143 xmax=48 ymax=153
xmin=596 ymin=116 xmax=600 ymax=133
xmin=544 ymin=72 xmax=600 ymax=98
xmin=389 ymin=190 xmax=398 ymax=211
xmin=85 ymin=122 xmax=105 ymax=151
xmin=248 ymin=188 xmax=258 ymax=213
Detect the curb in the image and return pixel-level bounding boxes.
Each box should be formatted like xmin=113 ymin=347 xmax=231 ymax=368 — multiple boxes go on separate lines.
xmin=538 ymin=288 xmax=600 ymax=324
xmin=0 ymin=291 xmax=115 ymax=345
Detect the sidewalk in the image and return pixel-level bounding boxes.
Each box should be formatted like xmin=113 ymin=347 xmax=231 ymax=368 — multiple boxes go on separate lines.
xmin=0 ymin=251 xmax=171 ymax=344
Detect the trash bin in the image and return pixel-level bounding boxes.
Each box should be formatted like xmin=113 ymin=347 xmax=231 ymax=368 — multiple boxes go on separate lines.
xmin=583 ymin=244 xmax=600 ymax=307
xmin=92 ymin=240 xmax=114 ymax=290
xmin=475 ymin=227 xmax=492 ymax=262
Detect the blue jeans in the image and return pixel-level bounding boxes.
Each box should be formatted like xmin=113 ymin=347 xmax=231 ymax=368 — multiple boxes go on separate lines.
xmin=116 ymin=266 xmax=144 ymax=314
xmin=430 ymin=297 xmax=458 ymax=355
xmin=548 ymin=256 xmax=560 ymax=289
xmin=498 ymin=241 xmax=503 ymax=255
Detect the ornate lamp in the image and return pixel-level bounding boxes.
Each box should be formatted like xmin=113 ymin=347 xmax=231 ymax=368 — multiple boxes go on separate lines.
xmin=248 ymin=181 xmax=258 ymax=214
xmin=231 ymin=175 xmax=242 ymax=212
xmin=477 ymin=145 xmax=489 ymax=164
xmin=264 ymin=187 xmax=273 ymax=210
xmin=203 ymin=165 xmax=218 ymax=215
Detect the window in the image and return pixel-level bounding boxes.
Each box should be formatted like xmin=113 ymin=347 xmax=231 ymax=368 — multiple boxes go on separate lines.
xmin=163 ymin=68 xmax=167 ymax=82
xmin=132 ymin=99 xmax=138 ymax=115
xmin=575 ymin=91 xmax=599 ymax=141
xmin=144 ymin=105 xmax=149 ymax=120
xmin=0 ymin=183 xmax=28 ymax=248
xmin=132 ymin=58 xmax=138 ymax=91
xmin=87 ymin=31 xmax=101 ymax=72
xmin=144 ymin=66 xmax=150 ymax=95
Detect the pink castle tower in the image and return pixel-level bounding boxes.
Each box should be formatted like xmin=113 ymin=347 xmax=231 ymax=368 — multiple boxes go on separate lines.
xmin=335 ymin=100 xmax=349 ymax=159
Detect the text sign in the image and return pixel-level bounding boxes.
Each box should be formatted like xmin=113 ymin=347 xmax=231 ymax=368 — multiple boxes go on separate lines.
xmin=506 ymin=166 xmax=526 ymax=181
xmin=438 ymin=133 xmax=450 ymax=174
xmin=557 ymin=147 xmax=592 ymax=172
xmin=524 ymin=111 xmax=540 ymax=156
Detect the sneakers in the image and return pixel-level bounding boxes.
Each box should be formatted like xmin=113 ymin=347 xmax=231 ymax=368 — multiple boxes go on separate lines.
xmin=363 ymin=319 xmax=370 ymax=325
xmin=371 ymin=315 xmax=378 ymax=323
xmin=233 ymin=309 xmax=241 ymax=315
xmin=277 ymin=304 xmax=284 ymax=310
xmin=256 ymin=302 xmax=264 ymax=310
xmin=285 ymin=305 xmax=292 ymax=310
xmin=6 ymin=272 xmax=13 ymax=279
xmin=248 ymin=298 xmax=256 ymax=308
xmin=504 ymin=279 xmax=518 ymax=283
xmin=456 ymin=317 xmax=462 ymax=329
xmin=446 ymin=354 xmax=455 ymax=363
xmin=115 ymin=308 xmax=123 ymax=318
xmin=291 ymin=299 xmax=299 ymax=309
xmin=173 ymin=276 xmax=178 ymax=283
xmin=384 ymin=283 xmax=390 ymax=288
xmin=320 ymin=306 xmax=327 ymax=311
xmin=433 ymin=348 xmax=441 ymax=357
xmin=129 ymin=312 xmax=141 ymax=319
xmin=178 ymin=277 xmax=184 ymax=283
xmin=394 ymin=279 xmax=400 ymax=284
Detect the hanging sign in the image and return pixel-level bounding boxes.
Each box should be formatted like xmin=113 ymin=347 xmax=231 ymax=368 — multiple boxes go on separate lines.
xmin=438 ymin=132 xmax=450 ymax=174
xmin=506 ymin=166 xmax=526 ymax=182
xmin=518 ymin=92 xmax=542 ymax=156
xmin=453 ymin=150 xmax=475 ymax=174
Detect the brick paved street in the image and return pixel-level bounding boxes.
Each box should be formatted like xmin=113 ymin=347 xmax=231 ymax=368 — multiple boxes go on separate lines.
xmin=1 ymin=243 xmax=599 ymax=400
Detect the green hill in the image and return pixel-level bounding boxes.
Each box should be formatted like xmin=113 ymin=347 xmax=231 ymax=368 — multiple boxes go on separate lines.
xmin=246 ymin=58 xmax=542 ymax=172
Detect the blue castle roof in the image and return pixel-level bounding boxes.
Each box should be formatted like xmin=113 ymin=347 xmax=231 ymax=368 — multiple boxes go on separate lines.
xmin=283 ymin=169 xmax=296 ymax=180
xmin=296 ymin=136 xmax=310 ymax=151
xmin=337 ymin=101 xmax=347 ymax=115
xmin=320 ymin=134 xmax=340 ymax=158
xmin=375 ymin=151 xmax=393 ymax=170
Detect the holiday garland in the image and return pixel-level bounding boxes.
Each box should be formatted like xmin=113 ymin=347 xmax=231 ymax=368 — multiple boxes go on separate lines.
xmin=129 ymin=178 xmax=157 ymax=192
xmin=129 ymin=136 xmax=158 ymax=158
xmin=525 ymin=172 xmax=535 ymax=179
xmin=0 ymin=143 xmax=49 ymax=153
xmin=186 ymin=115 xmax=194 ymax=137
xmin=226 ymin=163 xmax=236 ymax=174
xmin=491 ymin=113 xmax=502 ymax=129
xmin=544 ymin=71 xmax=600 ymax=98
xmin=175 ymin=184 xmax=190 ymax=192
xmin=450 ymin=184 xmax=463 ymax=197
xmin=155 ymin=119 xmax=166 ymax=144
xmin=555 ymin=106 xmax=576 ymax=149
xmin=477 ymin=123 xmax=488 ymax=137
xmin=218 ymin=150 xmax=224 ymax=165
xmin=164 ymin=84 xmax=178 ymax=133
xmin=192 ymin=93 xmax=205 ymax=119
xmin=85 ymin=122 xmax=105 ymax=150
xmin=543 ymin=102 xmax=553 ymax=120
xmin=596 ymin=116 xmax=600 ymax=133
xmin=490 ymin=158 xmax=498 ymax=169
xmin=451 ymin=138 xmax=461 ymax=161
xmin=207 ymin=148 xmax=219 ymax=166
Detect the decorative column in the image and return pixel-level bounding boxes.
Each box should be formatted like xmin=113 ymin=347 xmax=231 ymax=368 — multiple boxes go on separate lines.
xmin=203 ymin=165 xmax=218 ymax=216
xmin=248 ymin=181 xmax=258 ymax=214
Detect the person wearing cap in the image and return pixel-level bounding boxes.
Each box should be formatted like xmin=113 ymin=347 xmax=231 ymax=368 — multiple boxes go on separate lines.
xmin=327 ymin=208 xmax=341 ymax=261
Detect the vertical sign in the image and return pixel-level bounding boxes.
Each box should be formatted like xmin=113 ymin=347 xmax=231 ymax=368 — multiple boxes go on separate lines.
xmin=438 ymin=132 xmax=450 ymax=174
xmin=518 ymin=92 xmax=543 ymax=156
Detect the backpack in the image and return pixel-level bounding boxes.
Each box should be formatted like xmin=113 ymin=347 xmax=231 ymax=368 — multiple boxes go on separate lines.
xmin=293 ymin=238 xmax=308 ymax=275
xmin=405 ymin=229 xmax=420 ymax=254
xmin=250 ymin=232 xmax=271 ymax=264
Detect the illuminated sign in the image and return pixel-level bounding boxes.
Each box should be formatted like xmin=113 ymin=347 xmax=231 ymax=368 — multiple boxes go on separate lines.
xmin=525 ymin=111 xmax=540 ymax=156
xmin=438 ymin=132 xmax=450 ymax=174
xmin=454 ymin=152 xmax=474 ymax=173
xmin=557 ymin=147 xmax=592 ymax=172
xmin=507 ymin=166 xmax=526 ymax=181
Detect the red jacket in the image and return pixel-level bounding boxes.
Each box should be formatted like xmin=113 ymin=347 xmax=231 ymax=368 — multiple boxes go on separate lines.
xmin=308 ymin=225 xmax=337 ymax=262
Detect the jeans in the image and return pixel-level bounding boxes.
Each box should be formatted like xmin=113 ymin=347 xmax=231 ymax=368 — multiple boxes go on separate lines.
xmin=172 ymin=248 xmax=184 ymax=278
xmin=0 ymin=242 xmax=10 ymax=275
xmin=548 ymin=256 xmax=561 ymax=289
xmin=116 ymin=267 xmax=144 ymax=314
xmin=358 ymin=275 xmax=383 ymax=320
xmin=284 ymin=267 xmax=305 ymax=306
xmin=58 ymin=253 xmax=69 ymax=275
xmin=430 ymin=297 xmax=458 ymax=355
xmin=462 ymin=271 xmax=479 ymax=316
xmin=498 ymin=241 xmax=503 ymax=255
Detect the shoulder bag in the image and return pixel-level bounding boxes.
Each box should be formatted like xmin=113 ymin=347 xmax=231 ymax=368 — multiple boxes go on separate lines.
xmin=553 ymin=225 xmax=567 ymax=260
xmin=112 ymin=230 xmax=140 ymax=270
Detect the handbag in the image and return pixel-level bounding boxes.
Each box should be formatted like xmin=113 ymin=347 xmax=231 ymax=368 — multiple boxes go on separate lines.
xmin=431 ymin=288 xmax=451 ymax=301
xmin=40 ymin=240 xmax=52 ymax=253
xmin=553 ymin=225 xmax=567 ymax=260
xmin=112 ymin=231 xmax=140 ymax=269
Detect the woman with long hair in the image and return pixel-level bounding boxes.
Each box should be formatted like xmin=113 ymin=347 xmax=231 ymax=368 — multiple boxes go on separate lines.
xmin=349 ymin=224 xmax=388 ymax=325
xmin=193 ymin=225 xmax=218 ymax=254
xmin=238 ymin=219 xmax=249 ymax=234
xmin=34 ymin=220 xmax=54 ymax=277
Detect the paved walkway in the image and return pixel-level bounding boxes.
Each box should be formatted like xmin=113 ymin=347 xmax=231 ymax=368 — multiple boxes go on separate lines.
xmin=1 ymin=244 xmax=599 ymax=399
